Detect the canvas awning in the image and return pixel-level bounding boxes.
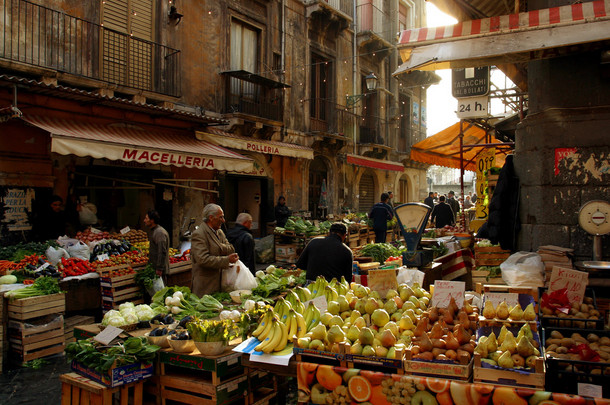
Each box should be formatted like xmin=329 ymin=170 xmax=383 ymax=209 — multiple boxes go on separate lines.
xmin=394 ymin=0 xmax=610 ymax=75
xmin=197 ymin=128 xmax=314 ymax=160
xmin=23 ymin=116 xmax=254 ymax=173
xmin=346 ymin=154 xmax=404 ymax=172
xmin=410 ymin=122 xmax=510 ymax=171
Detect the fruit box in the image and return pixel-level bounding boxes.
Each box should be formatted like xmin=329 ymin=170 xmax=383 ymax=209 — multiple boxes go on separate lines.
xmin=479 ymin=293 xmax=539 ymax=331
xmin=538 ymin=287 xmax=604 ymax=330
xmin=403 ymin=349 xmax=473 ymax=380
xmin=346 ymin=350 xmax=405 ymax=372
xmin=71 ymin=359 xmax=153 ymax=387
xmin=7 ymin=293 xmax=66 ymax=321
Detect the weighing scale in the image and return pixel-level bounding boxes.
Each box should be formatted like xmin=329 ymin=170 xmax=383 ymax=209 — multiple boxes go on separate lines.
xmin=574 ymin=200 xmax=610 ymax=276
xmin=393 ymin=203 xmax=432 ymax=266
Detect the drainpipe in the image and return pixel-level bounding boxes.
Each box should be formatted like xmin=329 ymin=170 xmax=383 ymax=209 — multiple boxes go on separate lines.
xmin=353 ymin=0 xmax=358 ymax=155
xmin=281 ymin=0 xmax=285 ymax=75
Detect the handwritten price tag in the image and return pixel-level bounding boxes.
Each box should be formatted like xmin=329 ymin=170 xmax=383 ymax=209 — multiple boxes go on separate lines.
xmin=549 ymin=267 xmax=588 ymax=305
xmin=35 ymin=262 xmax=50 ymax=272
xmin=309 ymin=295 xmax=327 ymax=314
xmin=120 ymin=226 xmax=131 ymax=234
xmin=432 ymin=280 xmax=465 ymax=308
xmin=94 ymin=326 xmax=123 ymax=345
xmin=368 ymin=269 xmax=398 ymax=296
xmin=484 ymin=292 xmax=518 ymax=308
xmin=97 ymin=253 xmax=109 ymax=262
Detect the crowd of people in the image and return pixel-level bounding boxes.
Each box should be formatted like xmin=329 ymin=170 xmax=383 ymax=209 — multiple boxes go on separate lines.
xmin=426 ymin=191 xmax=476 ymax=228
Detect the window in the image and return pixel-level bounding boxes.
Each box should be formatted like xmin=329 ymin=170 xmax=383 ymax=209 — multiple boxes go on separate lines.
xmin=399 ymin=1 xmax=414 ymax=32
xmin=310 ymin=54 xmax=331 ymax=122
xmin=231 ymin=20 xmax=258 ymax=72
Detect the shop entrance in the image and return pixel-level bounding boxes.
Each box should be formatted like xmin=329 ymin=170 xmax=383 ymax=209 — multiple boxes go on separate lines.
xmin=221 ymin=174 xmax=272 ymax=238
xmin=308 ymin=157 xmax=328 ymax=219
xmin=359 ymin=172 xmax=375 ymax=212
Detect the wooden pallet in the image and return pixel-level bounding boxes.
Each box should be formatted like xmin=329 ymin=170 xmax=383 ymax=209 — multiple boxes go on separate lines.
xmin=247 ymin=370 xmax=277 ymax=405
xmin=168 ymin=260 xmax=192 ymax=275
xmin=7 ymin=293 xmax=66 ymax=321
xmin=64 ymin=315 xmax=95 ymax=344
xmin=473 ymin=353 xmax=545 ymax=389
xmin=158 ymin=348 xmax=245 ymax=386
xmin=60 ymin=372 xmax=144 ymax=405
xmin=152 ymin=371 xmax=249 ymax=405
xmin=100 ymin=272 xmax=141 ymax=309
xmin=8 ymin=315 xmax=65 ymax=363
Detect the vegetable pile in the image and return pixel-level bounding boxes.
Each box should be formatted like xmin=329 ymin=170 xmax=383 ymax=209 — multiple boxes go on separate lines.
xmin=150 ymin=287 xmax=224 ymax=320
xmin=58 ymin=257 xmax=95 ymax=277
xmin=5 ymin=276 xmax=62 ymax=300
xmin=359 ymin=243 xmax=402 ymax=263
xmin=251 ymin=265 xmax=305 ymax=298
xmin=101 ymin=302 xmax=157 ymax=327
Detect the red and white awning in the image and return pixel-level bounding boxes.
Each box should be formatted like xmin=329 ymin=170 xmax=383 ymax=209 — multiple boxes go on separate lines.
xmin=346 ymin=154 xmax=404 ymax=172
xmin=23 ymin=116 xmax=254 ymax=173
xmin=395 ymin=0 xmax=610 ymax=74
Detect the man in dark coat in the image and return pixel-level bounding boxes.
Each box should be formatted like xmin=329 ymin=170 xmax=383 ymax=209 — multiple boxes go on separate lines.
xmin=226 ymin=213 xmax=256 ymax=274
xmin=297 ymin=222 xmax=353 ymax=283
xmin=430 ymin=196 xmax=455 ymax=228
xmin=447 ymin=191 xmax=460 ymax=222
xmin=369 ymin=193 xmax=394 ymax=243
xmin=144 ymin=209 xmax=170 ymax=279
xmin=486 ymin=155 xmax=520 ymax=251
xmin=274 ymin=196 xmax=291 ymax=228
xmin=423 ymin=192 xmax=435 ymax=208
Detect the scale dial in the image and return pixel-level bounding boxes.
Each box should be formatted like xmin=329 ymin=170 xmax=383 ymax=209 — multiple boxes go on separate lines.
xmin=578 ymin=200 xmax=610 ymax=235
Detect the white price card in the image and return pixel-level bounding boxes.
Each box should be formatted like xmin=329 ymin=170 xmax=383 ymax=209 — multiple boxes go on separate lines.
xmin=484 ymin=292 xmax=518 ymax=308
xmin=432 ymin=280 xmax=465 ymax=308
xmin=577 ymin=383 xmax=602 ymax=399
xmin=35 ymin=262 xmax=50 ymax=272
xmin=120 ymin=226 xmax=131 ymax=234
xmin=97 ymin=253 xmax=109 ymax=262
xmin=91 ymin=227 xmax=101 ymax=234
xmin=94 ymin=325 xmax=123 ymax=345
xmin=549 ymin=266 xmax=588 ymax=305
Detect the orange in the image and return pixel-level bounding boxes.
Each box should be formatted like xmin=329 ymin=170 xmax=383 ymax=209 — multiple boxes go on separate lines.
xmin=426 ymin=378 xmax=450 ymax=393
xmin=347 ymin=375 xmax=372 ymax=402
xmin=316 ymin=366 xmax=343 ymax=391
xmin=301 ymin=362 xmax=318 ymax=372
xmin=360 ymin=370 xmax=386 ymax=386
xmin=369 ymin=384 xmax=392 ymax=405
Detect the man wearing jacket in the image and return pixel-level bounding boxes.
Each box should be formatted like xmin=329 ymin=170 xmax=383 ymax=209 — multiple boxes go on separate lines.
xmin=191 ymin=204 xmax=239 ymax=296
xmin=297 ymin=222 xmax=353 ymax=283
xmin=430 ymin=196 xmax=455 ymax=228
xmin=226 ymin=213 xmax=256 ymax=275
xmin=144 ymin=209 xmax=170 ymax=279
xmin=447 ymin=191 xmax=461 ymax=222
xmin=369 ymin=193 xmax=394 ymax=243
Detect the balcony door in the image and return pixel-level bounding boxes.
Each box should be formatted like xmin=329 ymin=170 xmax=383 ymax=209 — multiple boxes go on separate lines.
xmin=101 ymin=0 xmax=154 ymax=90
xmin=310 ymin=54 xmax=331 ymax=132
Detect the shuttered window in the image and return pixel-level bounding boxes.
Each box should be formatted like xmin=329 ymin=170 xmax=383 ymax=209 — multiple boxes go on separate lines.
xmin=359 ymin=173 xmax=375 ymax=212
xmin=101 ymin=0 xmax=154 ymax=90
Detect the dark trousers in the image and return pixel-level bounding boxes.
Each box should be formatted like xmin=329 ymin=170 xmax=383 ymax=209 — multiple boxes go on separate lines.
xmin=374 ymin=229 xmax=387 ymax=243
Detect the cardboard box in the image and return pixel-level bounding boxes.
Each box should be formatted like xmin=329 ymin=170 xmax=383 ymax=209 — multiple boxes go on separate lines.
xmin=71 ymin=360 xmax=153 ymax=387
xmin=275 ymin=244 xmax=296 ymax=256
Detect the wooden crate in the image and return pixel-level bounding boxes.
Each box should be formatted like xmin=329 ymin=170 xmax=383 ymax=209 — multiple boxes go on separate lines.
xmin=7 ymin=293 xmax=65 ymax=321
xmin=168 ymin=260 xmax=192 ymax=275
xmin=100 ymin=271 xmax=141 ymax=310
xmin=8 ymin=314 xmax=65 ymax=363
xmin=247 ymin=370 xmax=277 ymax=405
xmin=152 ymin=371 xmax=248 ymax=405
xmin=64 ymin=315 xmax=95 ymax=344
xmin=472 ymin=271 xmax=506 ymax=287
xmin=158 ymin=349 xmax=245 ymax=386
xmin=60 ymin=372 xmax=144 ymax=405
xmin=404 ymin=347 xmax=472 ymax=380
xmin=474 ymin=246 xmax=511 ymax=266
xmin=473 ymin=353 xmax=545 ymax=389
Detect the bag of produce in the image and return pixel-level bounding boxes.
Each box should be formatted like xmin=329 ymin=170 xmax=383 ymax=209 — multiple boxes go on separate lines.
xmin=67 ymin=241 xmax=90 ymax=261
xmin=500 ymin=251 xmax=545 ymax=287
xmin=221 ymin=262 xmax=239 ymax=292
xmin=233 ymin=260 xmax=258 ymax=290
xmin=79 ymin=202 xmax=98 ymax=225
xmin=45 ymin=246 xmax=70 ymax=265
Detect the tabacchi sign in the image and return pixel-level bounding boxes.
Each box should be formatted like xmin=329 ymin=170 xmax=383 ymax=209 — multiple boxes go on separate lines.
xmin=452 ymin=67 xmax=490 ymax=98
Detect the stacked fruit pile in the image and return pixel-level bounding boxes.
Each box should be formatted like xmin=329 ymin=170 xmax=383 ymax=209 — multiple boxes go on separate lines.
xmin=475 ymin=324 xmax=542 ymax=369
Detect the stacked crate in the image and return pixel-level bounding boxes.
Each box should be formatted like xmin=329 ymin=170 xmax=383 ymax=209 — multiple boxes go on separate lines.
xmin=472 ymin=245 xmax=511 ymax=287
xmin=98 ymin=265 xmax=142 ymax=312
xmin=64 ymin=315 xmax=95 ymax=344
xmin=7 ymin=293 xmax=66 ymax=364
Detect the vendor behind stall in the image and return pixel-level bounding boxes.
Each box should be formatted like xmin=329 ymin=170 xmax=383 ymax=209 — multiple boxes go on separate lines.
xmin=297 ymin=222 xmax=353 ymax=283
xmin=31 ymin=195 xmax=71 ymax=241
xmin=144 ymin=209 xmax=170 ymax=279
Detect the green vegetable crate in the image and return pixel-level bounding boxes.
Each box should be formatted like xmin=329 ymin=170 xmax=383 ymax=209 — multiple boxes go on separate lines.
xmin=474 ymin=245 xmax=511 ymax=267
xmin=471 ymin=268 xmax=506 ymax=287
xmin=6 ymin=292 xmax=65 ymax=321
xmin=8 ymin=314 xmax=65 ymax=364
xmin=100 ymin=266 xmax=143 ymax=312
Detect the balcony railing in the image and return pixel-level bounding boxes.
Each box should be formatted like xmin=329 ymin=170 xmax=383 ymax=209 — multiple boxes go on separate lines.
xmin=357 ymin=0 xmax=392 ymax=42
xmin=0 ymin=0 xmax=180 ymax=97
xmin=303 ymin=0 xmax=354 ymax=17
xmin=358 ymin=115 xmax=389 ymax=147
xmin=224 ymin=74 xmax=283 ymax=122
xmin=309 ymin=100 xmax=358 ymax=139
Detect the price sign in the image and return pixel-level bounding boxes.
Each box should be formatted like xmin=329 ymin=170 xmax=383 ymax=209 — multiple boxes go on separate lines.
xmin=91 ymin=227 xmax=101 ymax=234
xmin=476 ymin=148 xmax=496 ymax=177
xmin=35 ymin=262 xmax=50 ymax=272
xmin=120 ymin=226 xmax=131 ymax=234
xmin=368 ymin=269 xmax=398 ymax=296
xmin=548 ymin=267 xmax=589 ymax=305
xmin=475 ymin=201 xmax=488 ymax=220
xmin=432 ymin=280 xmax=465 ymax=308
xmin=577 ymin=383 xmax=602 ymax=399
xmin=97 ymin=253 xmax=109 ymax=262
xmin=94 ymin=326 xmax=123 ymax=345
xmin=484 ymin=292 xmax=518 ymax=308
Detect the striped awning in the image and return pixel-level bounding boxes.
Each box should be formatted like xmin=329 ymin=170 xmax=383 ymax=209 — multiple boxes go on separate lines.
xmin=395 ymin=0 xmax=610 ymax=75
xmin=346 ymin=154 xmax=404 ymax=172
xmin=23 ymin=116 xmax=254 ymax=173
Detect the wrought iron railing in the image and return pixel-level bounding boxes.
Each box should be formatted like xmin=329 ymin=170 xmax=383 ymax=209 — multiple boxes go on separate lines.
xmin=358 ymin=115 xmax=389 ymax=146
xmin=0 ymin=0 xmax=180 ymax=97
xmin=303 ymin=0 xmax=354 ymax=17
xmin=225 ymin=76 xmax=283 ymax=122
xmin=357 ymin=0 xmax=392 ymax=42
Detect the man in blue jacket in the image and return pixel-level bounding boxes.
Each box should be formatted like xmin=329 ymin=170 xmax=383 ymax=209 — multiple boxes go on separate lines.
xmin=369 ymin=193 xmax=394 ymax=243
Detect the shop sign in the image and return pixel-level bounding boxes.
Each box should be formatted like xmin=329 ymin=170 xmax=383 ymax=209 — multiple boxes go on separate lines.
xmin=122 ymin=148 xmax=216 ymax=169
xmin=457 ymin=96 xmax=489 ymax=119
xmin=246 ymin=142 xmax=280 ymax=155
xmin=548 ymin=267 xmax=588 ymax=305
xmin=475 ymin=200 xmax=488 ymax=220
xmin=1 ymin=188 xmax=35 ymax=231
xmin=452 ymin=67 xmax=490 ymax=97
xmin=476 ymin=148 xmax=496 ymax=177
xmin=432 ymin=280 xmax=465 ymax=308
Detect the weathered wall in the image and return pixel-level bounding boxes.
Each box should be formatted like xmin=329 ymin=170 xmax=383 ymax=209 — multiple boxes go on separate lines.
xmin=515 ymin=51 xmax=610 ymax=260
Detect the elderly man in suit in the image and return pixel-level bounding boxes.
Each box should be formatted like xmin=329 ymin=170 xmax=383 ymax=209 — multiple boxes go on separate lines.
xmin=191 ymin=204 xmax=239 ymax=296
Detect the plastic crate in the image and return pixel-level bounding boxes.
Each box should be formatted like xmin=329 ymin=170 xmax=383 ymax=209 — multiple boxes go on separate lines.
xmin=538 ymin=287 xmax=604 ymax=330
xmin=542 ymin=327 xmax=610 ymax=397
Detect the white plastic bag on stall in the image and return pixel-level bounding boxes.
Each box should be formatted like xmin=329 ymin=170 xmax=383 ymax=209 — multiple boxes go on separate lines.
xmin=45 ymin=246 xmax=70 ymax=265
xmin=67 ymin=241 xmax=90 ymax=261
xmin=222 ymin=260 xmax=257 ymax=291
xmin=500 ymin=251 xmax=545 ymax=287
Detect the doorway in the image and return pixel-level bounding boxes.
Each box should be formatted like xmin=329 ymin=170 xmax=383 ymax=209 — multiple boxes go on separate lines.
xmin=222 ymin=175 xmax=272 ymax=237
xmin=359 ymin=172 xmax=375 ymax=212
xmin=308 ymin=157 xmax=328 ymax=219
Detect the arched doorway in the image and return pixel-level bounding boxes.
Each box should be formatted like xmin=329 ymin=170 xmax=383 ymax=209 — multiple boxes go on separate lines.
xmin=359 ymin=172 xmax=375 ymax=212
xmin=308 ymin=157 xmax=328 ymax=219
xmin=399 ymin=175 xmax=410 ymax=203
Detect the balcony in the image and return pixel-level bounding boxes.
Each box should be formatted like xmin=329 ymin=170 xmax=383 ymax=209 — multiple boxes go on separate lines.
xmin=305 ymin=0 xmax=353 ymax=33
xmin=0 ymin=0 xmax=180 ymax=98
xmin=358 ymin=115 xmax=391 ymax=158
xmin=223 ymin=70 xmax=286 ymax=123
xmin=357 ymin=0 xmax=393 ymax=58
xmin=308 ymin=100 xmax=354 ymax=152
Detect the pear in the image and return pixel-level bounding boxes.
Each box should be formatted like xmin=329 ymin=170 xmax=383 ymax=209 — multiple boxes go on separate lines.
xmin=523 ymin=303 xmax=536 ymax=321
xmin=496 ymin=301 xmax=510 ymax=320
xmin=481 ymin=358 xmax=497 ymax=366
xmin=353 ymin=316 xmax=366 ymax=329
xmin=384 ymin=299 xmax=398 ymax=314
xmin=413 ymin=318 xmax=428 ymax=337
xmin=509 ymin=304 xmax=524 ymax=321
xmin=379 ymin=328 xmax=397 ymax=348
xmin=320 ymin=312 xmax=333 ymax=326
xmin=350 ymin=342 xmax=363 ymax=355
xmin=327 ymin=300 xmax=341 ymax=315
xmin=517 ymin=336 xmax=536 ymax=358
xmin=429 ymin=322 xmax=444 ymax=339
xmin=419 ymin=331 xmax=434 ymax=352
xmin=428 ymin=307 xmax=439 ymax=323
xmin=447 ymin=297 xmax=459 ymax=316
xmin=525 ymin=355 xmax=538 ymax=369
xmin=517 ymin=323 xmax=534 ymax=341
xmin=310 ymin=324 xmax=327 ymax=341
xmin=463 ymin=300 xmax=474 ymax=314
xmin=375 ymin=345 xmax=389 ymax=357
xmin=499 ymin=331 xmax=517 ymax=354
xmin=346 ymin=325 xmax=361 ymax=343
xmin=383 ymin=321 xmax=399 ymax=337
xmin=359 ymin=327 xmax=375 ymax=346
xmin=399 ymin=314 xmax=415 ymax=331
xmin=445 ymin=331 xmax=460 ymax=351
xmin=498 ymin=350 xmax=515 ymax=369
xmin=337 ymin=296 xmax=350 ymax=313
xmin=327 ymin=325 xmax=345 ymax=344
xmin=454 ymin=324 xmax=472 ymax=345
xmin=328 ymin=315 xmax=343 ymax=328
xmin=498 ymin=325 xmax=508 ymax=345
xmin=386 ymin=346 xmax=397 ymax=359
xmin=349 ymin=310 xmax=361 ymax=323
xmin=482 ymin=300 xmax=496 ymax=319
xmin=456 ymin=311 xmax=471 ymax=330
xmin=474 ymin=337 xmax=488 ymax=358
xmin=486 ymin=332 xmax=498 ymax=353
xmin=362 ymin=345 xmax=376 ymax=357
xmin=489 ymin=351 xmax=502 ymax=363
xmin=371 ymin=309 xmax=390 ymax=327
xmin=511 ymin=353 xmax=525 ymax=367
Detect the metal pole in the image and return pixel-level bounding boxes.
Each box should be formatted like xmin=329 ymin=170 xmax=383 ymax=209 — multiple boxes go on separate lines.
xmin=459 ymin=120 xmax=466 ymax=231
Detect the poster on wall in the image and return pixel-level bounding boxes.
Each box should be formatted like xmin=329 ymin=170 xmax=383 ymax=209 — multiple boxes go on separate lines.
xmin=1 ymin=188 xmax=35 ymax=231
xmin=412 ymin=101 xmax=420 ymax=125
xmin=421 ymin=106 xmax=427 ymax=128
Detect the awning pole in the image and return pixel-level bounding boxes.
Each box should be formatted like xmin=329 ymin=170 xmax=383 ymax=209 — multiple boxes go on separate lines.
xmin=459 ymin=120 xmax=466 ymax=230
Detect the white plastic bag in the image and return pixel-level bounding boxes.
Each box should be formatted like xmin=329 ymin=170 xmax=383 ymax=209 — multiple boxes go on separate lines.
xmin=500 ymin=251 xmax=545 ymax=287
xmin=45 ymin=246 xmax=70 ymax=265
xmin=221 ymin=264 xmax=239 ymax=292
xmin=67 ymin=241 xmax=90 ymax=261
xmin=234 ymin=260 xmax=258 ymax=290
xmin=79 ymin=202 xmax=98 ymax=225
xmin=146 ymin=277 xmax=165 ymax=297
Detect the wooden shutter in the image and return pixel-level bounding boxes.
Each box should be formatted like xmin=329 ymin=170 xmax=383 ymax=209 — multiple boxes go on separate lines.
xmin=359 ymin=173 xmax=375 ymax=212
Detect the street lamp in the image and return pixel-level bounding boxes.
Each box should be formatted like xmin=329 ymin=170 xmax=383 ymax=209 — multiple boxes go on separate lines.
xmin=346 ymin=72 xmax=378 ymax=108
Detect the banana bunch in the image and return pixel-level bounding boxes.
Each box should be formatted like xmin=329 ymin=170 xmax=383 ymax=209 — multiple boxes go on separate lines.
xmin=284 ymin=290 xmax=305 ymax=315
xmin=285 ymin=308 xmax=307 ymax=342
xmin=273 ymin=297 xmax=293 ymax=324
xmin=308 ymin=276 xmax=329 ymax=299
xmin=324 ymin=285 xmax=338 ymax=303
xmin=294 ymin=286 xmax=311 ymax=302
xmin=303 ymin=301 xmax=321 ymax=332
xmin=252 ymin=310 xmax=288 ymax=353
xmin=329 ymin=276 xmax=350 ymax=296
